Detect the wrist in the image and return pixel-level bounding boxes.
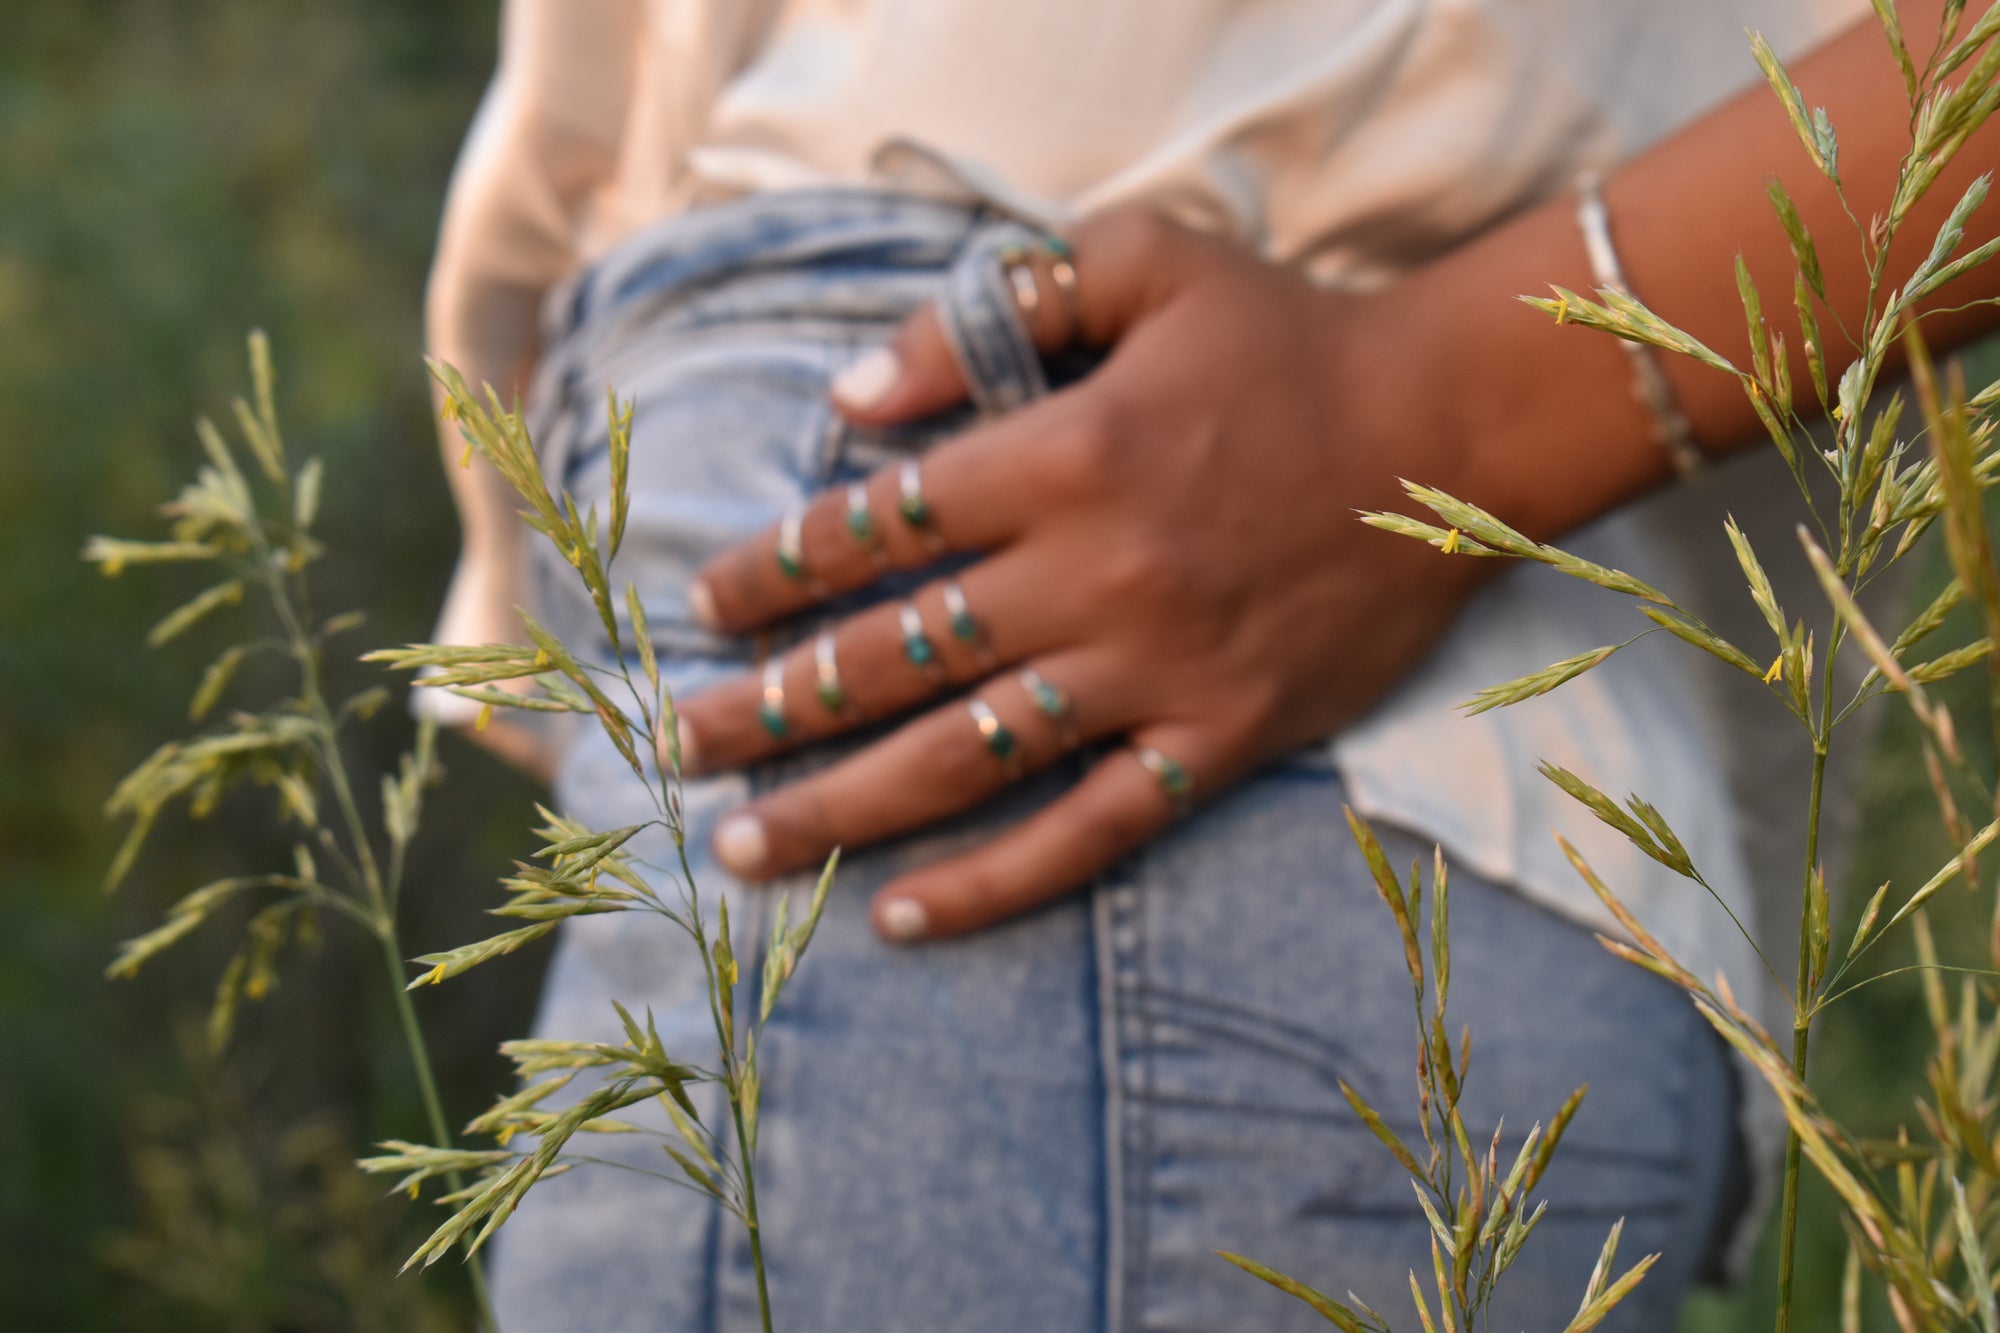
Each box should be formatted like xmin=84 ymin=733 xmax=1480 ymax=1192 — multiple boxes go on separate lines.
xmin=1376 ymin=191 xmax=1680 ymax=549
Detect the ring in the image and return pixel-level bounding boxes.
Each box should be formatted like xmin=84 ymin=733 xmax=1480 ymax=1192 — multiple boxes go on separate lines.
xmin=1001 ymin=246 xmax=1042 ymax=316
xmin=1043 ymin=233 xmax=1083 ymax=331
xmin=1133 ymin=745 xmax=1192 ymax=816
xmin=759 ymin=657 xmax=790 ymax=739
xmin=845 ymin=481 xmax=877 ymax=546
xmin=1018 ymin=668 xmax=1078 ymax=747
xmin=968 ymin=698 xmax=1021 ymax=774
xmin=942 ymin=580 xmax=989 ymax=661
xmin=899 ymin=601 xmax=939 ymax=673
xmin=814 ymin=630 xmax=848 ymax=714
xmin=776 ymin=505 xmax=806 ymax=582
xmin=898 ymin=460 xmax=934 ymax=530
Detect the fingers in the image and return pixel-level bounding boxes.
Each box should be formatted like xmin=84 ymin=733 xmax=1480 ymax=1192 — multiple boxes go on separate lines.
xmin=829 ymin=206 xmax=1193 ymax=430
xmin=690 ymin=395 xmax=1071 ymax=633
xmin=676 ymin=553 xmax=1072 ymax=774
xmin=867 ymin=722 xmax=1227 ymax=942
xmin=707 ymin=651 xmax=1127 ymax=884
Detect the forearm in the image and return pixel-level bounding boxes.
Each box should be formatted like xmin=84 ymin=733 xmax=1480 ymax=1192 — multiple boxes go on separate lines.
xmin=1401 ymin=0 xmax=2000 ymax=542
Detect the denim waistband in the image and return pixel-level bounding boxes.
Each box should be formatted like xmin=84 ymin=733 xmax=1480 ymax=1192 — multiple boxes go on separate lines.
xmin=543 ymin=187 xmax=1053 ymax=415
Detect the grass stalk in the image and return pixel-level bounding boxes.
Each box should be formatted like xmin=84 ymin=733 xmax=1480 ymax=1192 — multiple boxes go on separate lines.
xmin=1776 ymin=642 xmax=1837 ymax=1333
xmin=732 ymin=1096 xmax=775 ymax=1333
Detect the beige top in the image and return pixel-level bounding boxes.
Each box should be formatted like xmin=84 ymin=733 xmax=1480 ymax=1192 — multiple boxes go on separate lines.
xmin=428 ymin=0 xmax=1865 ymax=1023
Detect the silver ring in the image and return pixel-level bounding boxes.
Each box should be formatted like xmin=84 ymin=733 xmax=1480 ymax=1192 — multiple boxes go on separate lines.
xmin=968 ymin=698 xmax=1022 ymax=775
xmin=1044 ymin=234 xmax=1083 ymax=333
xmin=759 ymin=657 xmax=789 ymax=739
xmin=941 ymin=580 xmax=990 ymax=663
xmin=898 ymin=601 xmax=939 ymax=674
xmin=814 ymin=629 xmax=848 ymax=714
xmin=1005 ymin=257 xmax=1041 ymax=316
xmin=1018 ymin=668 xmax=1078 ymax=747
xmin=1134 ymin=745 xmax=1192 ymax=817
xmin=897 ymin=459 xmax=937 ymax=537
xmin=776 ymin=505 xmax=806 ymax=582
xmin=844 ymin=481 xmax=878 ymax=548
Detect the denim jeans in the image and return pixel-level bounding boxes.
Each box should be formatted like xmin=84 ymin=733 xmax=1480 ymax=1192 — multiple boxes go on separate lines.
xmin=489 ymin=188 xmax=1741 ymax=1332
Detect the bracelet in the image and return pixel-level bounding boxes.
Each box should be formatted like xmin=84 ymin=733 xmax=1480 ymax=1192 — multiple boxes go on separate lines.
xmin=1575 ymin=171 xmax=1705 ymax=479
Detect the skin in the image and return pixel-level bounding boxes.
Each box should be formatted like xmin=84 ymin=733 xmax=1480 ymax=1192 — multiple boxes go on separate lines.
xmin=461 ymin=2 xmax=2000 ymax=942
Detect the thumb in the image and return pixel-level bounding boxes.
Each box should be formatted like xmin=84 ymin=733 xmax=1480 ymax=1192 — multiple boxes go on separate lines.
xmin=829 ymin=207 xmax=1186 ymax=425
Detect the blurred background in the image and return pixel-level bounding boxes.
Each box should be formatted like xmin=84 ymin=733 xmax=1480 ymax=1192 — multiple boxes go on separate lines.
xmin=0 ymin=2 xmax=1990 ymax=1329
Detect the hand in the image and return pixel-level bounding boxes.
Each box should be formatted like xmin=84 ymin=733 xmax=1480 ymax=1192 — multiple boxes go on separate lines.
xmin=675 ymin=207 xmax=1482 ymax=942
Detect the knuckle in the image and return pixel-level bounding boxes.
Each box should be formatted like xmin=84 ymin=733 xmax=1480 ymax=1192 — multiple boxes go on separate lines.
xmin=1092 ymin=205 xmax=1178 ymax=261
xmin=1044 ymin=399 xmax=1136 ymax=500
xmin=1095 ymin=532 xmax=1185 ymax=608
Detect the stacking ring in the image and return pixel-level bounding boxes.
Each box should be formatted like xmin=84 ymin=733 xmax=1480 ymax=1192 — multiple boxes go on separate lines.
xmin=942 ymin=580 xmax=990 ymax=662
xmin=844 ymin=482 xmax=877 ymax=546
xmin=898 ymin=460 xmax=934 ymax=529
xmin=1018 ymin=668 xmax=1078 ymax=747
xmin=1044 ymin=234 xmax=1083 ymax=330
xmin=1134 ymin=745 xmax=1193 ymax=816
xmin=759 ymin=657 xmax=790 ymax=739
xmin=813 ymin=629 xmax=848 ymax=714
xmin=899 ymin=601 xmax=939 ymax=673
xmin=776 ymin=506 xmax=806 ymax=582
xmin=1002 ymin=249 xmax=1042 ymax=317
xmin=968 ymin=698 xmax=1021 ymax=775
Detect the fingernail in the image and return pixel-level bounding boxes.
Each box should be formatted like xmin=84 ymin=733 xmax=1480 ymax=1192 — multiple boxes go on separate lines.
xmin=687 ymin=580 xmax=720 ymax=630
xmin=877 ymin=897 xmax=928 ymax=943
xmin=671 ymin=715 xmax=701 ymax=776
xmin=831 ymin=347 xmax=900 ymax=410
xmin=715 ymin=814 xmax=769 ymax=875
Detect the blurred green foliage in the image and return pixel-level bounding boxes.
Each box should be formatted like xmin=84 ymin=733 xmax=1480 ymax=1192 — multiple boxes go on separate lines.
xmin=2 ymin=1 xmax=1993 ymax=1329
xmin=0 ymin=2 xmax=550 ymax=1327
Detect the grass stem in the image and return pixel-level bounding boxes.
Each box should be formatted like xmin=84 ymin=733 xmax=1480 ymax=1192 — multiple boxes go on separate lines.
xmin=384 ymin=935 xmax=499 ymax=1332
xmin=1776 ymin=656 xmax=1836 ymax=1333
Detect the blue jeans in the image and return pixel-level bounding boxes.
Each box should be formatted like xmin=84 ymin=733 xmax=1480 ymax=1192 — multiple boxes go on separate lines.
xmin=491 ymin=188 xmax=1742 ymax=1332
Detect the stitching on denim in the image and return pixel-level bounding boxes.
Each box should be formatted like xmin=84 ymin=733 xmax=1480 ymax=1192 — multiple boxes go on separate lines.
xmin=1129 ymin=1090 xmax=1692 ymax=1170
xmin=1136 ymin=984 xmax=1367 ymax=1071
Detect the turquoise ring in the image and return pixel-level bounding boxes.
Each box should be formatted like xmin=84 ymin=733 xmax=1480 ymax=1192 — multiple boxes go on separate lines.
xmin=942 ymin=580 xmax=990 ymax=663
xmin=898 ymin=601 xmax=939 ymax=674
xmin=1134 ymin=745 xmax=1192 ymax=817
xmin=775 ymin=505 xmax=806 ymax=582
xmin=1018 ymin=668 xmax=1078 ymax=747
xmin=968 ymin=699 xmax=1021 ymax=775
xmin=845 ymin=482 xmax=878 ymax=546
xmin=813 ymin=629 xmax=848 ymax=714
xmin=898 ymin=460 xmax=937 ymax=536
xmin=759 ymin=657 xmax=789 ymax=739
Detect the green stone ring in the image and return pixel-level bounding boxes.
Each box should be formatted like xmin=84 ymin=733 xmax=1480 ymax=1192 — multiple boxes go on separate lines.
xmin=844 ymin=482 xmax=877 ymax=545
xmin=1018 ymin=668 xmax=1078 ymax=746
xmin=897 ymin=460 xmax=933 ymax=530
xmin=775 ymin=505 xmax=806 ymax=582
xmin=759 ymin=657 xmax=789 ymax=739
xmin=898 ymin=601 xmax=938 ymax=672
xmin=968 ymin=699 xmax=1020 ymax=772
xmin=813 ymin=629 xmax=847 ymax=714
xmin=1134 ymin=745 xmax=1193 ymax=816
xmin=943 ymin=580 xmax=980 ymax=645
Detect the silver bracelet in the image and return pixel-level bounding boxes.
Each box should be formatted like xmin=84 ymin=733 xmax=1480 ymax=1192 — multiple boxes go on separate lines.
xmin=1575 ymin=171 xmax=1705 ymax=479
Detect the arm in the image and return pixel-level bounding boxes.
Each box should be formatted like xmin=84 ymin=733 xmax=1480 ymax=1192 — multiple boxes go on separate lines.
xmin=424 ymin=0 xmax=637 ymax=774
xmin=1433 ymin=0 xmax=1999 ymax=544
